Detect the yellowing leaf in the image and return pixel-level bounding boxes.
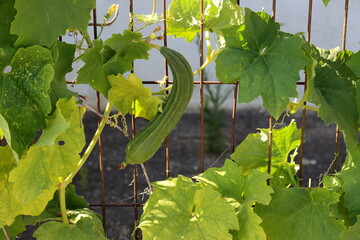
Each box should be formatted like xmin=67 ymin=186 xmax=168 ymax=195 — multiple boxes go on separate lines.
xmin=108 ymin=73 xmax=162 ymax=120
xmin=139 ymin=175 xmax=238 ymax=240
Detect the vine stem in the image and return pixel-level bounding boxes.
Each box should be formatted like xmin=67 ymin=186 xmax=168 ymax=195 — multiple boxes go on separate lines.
xmin=59 ymin=102 xmax=113 ymax=224
xmin=193 ymin=50 xmax=221 ymax=76
xmin=2 ymin=227 xmax=10 ymax=240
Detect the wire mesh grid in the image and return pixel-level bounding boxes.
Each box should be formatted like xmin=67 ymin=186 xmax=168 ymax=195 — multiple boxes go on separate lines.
xmin=64 ymin=0 xmax=352 ymax=239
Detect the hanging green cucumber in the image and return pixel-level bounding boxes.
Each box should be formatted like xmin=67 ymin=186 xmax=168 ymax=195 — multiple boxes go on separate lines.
xmin=124 ymin=46 xmax=194 ymax=164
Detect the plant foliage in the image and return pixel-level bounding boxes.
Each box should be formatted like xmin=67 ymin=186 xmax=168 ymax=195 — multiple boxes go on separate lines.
xmin=0 ymin=0 xmax=360 ymax=239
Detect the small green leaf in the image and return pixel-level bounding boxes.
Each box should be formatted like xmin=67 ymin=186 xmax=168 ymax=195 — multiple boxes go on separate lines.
xmin=11 ymin=0 xmax=95 ymax=47
xmin=231 ymin=121 xmax=301 ymax=187
xmin=195 ymin=160 xmax=273 ymax=240
xmin=105 ymin=30 xmax=151 ymax=61
xmin=108 ymin=74 xmax=162 ymax=120
xmin=255 ymin=188 xmax=346 ymax=240
xmin=166 ymin=0 xmax=244 ymax=42
xmin=216 ymin=9 xmax=309 ymax=119
xmin=0 ymin=216 xmax=26 ymax=240
xmin=33 ymin=209 xmax=107 ymax=240
xmin=322 ymin=0 xmax=331 ymax=7
xmin=0 ymin=45 xmax=53 ymax=157
xmin=139 ymin=175 xmax=238 ymax=240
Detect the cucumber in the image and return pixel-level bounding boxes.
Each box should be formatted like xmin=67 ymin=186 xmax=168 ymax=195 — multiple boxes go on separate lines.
xmin=124 ymin=46 xmax=194 ymax=164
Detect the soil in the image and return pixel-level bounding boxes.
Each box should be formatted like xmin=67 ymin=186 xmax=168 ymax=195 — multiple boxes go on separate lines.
xmin=18 ymin=109 xmax=346 ymax=240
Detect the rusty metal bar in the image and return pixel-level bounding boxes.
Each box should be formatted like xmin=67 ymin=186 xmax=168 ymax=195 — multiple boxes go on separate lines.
xmin=332 ymin=0 xmax=350 ymax=172
xmin=129 ymin=1 xmax=140 ymax=239
xmin=199 ymin=0 xmax=205 ymax=173
xmin=272 ymin=0 xmax=277 ymax=20
xmin=299 ymin=0 xmax=313 ymax=186
xmin=231 ymin=83 xmax=238 ymax=152
xmin=266 ymin=0 xmax=277 ymax=186
xmin=92 ymin=1 xmax=108 ymax=234
xmin=90 ymin=203 xmax=144 ymax=207
xmin=163 ymin=0 xmax=171 ymax=178
xmin=67 ymin=80 xmax=307 ymax=85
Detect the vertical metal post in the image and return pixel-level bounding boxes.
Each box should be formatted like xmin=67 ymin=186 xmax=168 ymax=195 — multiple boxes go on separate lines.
xmin=299 ymin=0 xmax=313 ymax=187
xmin=333 ymin=0 xmax=350 ymax=172
xmin=92 ymin=0 xmax=107 ymax=234
xmin=199 ymin=0 xmax=205 ymax=173
xmin=163 ymin=0 xmax=171 ymax=178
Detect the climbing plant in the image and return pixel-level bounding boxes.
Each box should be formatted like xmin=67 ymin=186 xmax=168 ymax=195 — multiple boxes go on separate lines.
xmin=2 ymin=0 xmax=360 ymax=240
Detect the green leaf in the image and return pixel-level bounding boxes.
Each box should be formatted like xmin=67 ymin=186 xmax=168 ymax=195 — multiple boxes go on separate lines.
xmin=231 ymin=121 xmax=301 ymax=187
xmin=195 ymin=160 xmax=273 ymax=240
xmin=105 ymin=30 xmax=151 ymax=61
xmin=0 ymin=216 xmax=26 ymax=240
xmin=346 ymin=51 xmax=360 ymax=125
xmin=133 ymin=13 xmax=160 ymax=23
xmin=0 ymin=0 xmax=17 ymax=70
xmin=0 ymin=98 xmax=85 ymax=226
xmin=216 ymin=9 xmax=309 ymax=119
xmin=139 ymin=175 xmax=239 ymax=240
xmin=341 ymin=215 xmax=360 ymax=240
xmin=0 ymin=45 xmax=53 ymax=157
xmin=230 ymin=132 xmax=268 ymax=171
xmin=24 ymin=184 xmax=89 ymax=226
xmin=255 ymin=188 xmax=346 ymax=240
xmin=0 ymin=145 xmax=20 ymax=227
xmin=166 ymin=0 xmax=243 ymax=42
xmin=49 ymin=41 xmax=77 ymax=107
xmin=33 ymin=208 xmax=107 ymax=240
xmin=11 ymin=0 xmax=95 ymax=47
xmin=108 ymin=74 xmax=162 ymax=120
xmin=76 ymin=39 xmax=132 ymax=97
xmin=322 ymin=0 xmax=331 ymax=7
xmin=309 ymin=49 xmax=358 ymax=147
xmin=339 ymin=147 xmax=360 ymax=225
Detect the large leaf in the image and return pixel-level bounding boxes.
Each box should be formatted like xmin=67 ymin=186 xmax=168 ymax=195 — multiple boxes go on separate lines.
xmin=49 ymin=41 xmax=77 ymax=107
xmin=255 ymin=188 xmax=346 ymax=240
xmin=166 ymin=0 xmax=243 ymax=42
xmin=76 ymin=39 xmax=134 ymax=97
xmin=0 ymin=0 xmax=17 ymax=70
xmin=24 ymin=184 xmax=89 ymax=226
xmin=216 ymin=9 xmax=309 ymax=119
xmin=339 ymin=146 xmax=360 ymax=225
xmin=0 ymin=45 xmax=53 ymax=157
xmin=33 ymin=209 xmax=107 ymax=240
xmin=195 ymin=160 xmax=273 ymax=240
xmin=11 ymin=0 xmax=94 ymax=47
xmin=346 ymin=51 xmax=360 ymax=125
xmin=309 ymin=49 xmax=358 ymax=148
xmin=139 ymin=175 xmax=239 ymax=240
xmin=108 ymin=74 xmax=162 ymax=120
xmin=0 ymin=98 xmax=85 ymax=226
xmin=0 ymin=145 xmax=20 ymax=227
xmin=341 ymin=215 xmax=360 ymax=240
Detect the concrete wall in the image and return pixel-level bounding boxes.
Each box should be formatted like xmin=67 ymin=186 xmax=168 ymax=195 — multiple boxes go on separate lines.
xmin=64 ymin=0 xmax=360 ymax=111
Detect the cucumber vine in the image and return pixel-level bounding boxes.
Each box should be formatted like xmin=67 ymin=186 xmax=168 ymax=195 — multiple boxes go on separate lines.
xmin=2 ymin=0 xmax=360 ymax=240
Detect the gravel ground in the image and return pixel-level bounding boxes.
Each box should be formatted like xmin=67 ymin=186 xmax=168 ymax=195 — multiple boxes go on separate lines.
xmin=17 ymin=108 xmax=346 ymax=240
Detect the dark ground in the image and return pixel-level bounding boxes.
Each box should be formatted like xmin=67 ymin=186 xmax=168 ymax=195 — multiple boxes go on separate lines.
xmin=18 ymin=108 xmax=346 ymax=240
